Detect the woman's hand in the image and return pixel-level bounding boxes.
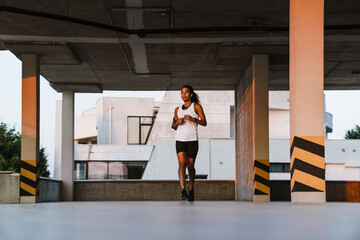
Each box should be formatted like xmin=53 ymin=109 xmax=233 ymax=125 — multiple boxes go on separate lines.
xmin=172 ymin=107 xmax=185 ymax=130
xmin=183 ymin=115 xmax=192 ymax=121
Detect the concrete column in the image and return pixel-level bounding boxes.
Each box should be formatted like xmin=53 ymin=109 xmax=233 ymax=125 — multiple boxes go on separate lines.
xmin=235 ymin=55 xmax=270 ymax=202
xmin=60 ymin=91 xmax=74 ymax=201
xmin=53 ymin=100 xmax=62 ymax=180
xmin=289 ymin=0 xmax=326 ymax=202
xmin=20 ymin=54 xmax=40 ymax=204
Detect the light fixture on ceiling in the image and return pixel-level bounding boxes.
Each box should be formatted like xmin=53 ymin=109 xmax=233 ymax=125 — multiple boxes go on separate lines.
xmin=112 ymin=7 xmax=169 ymax=16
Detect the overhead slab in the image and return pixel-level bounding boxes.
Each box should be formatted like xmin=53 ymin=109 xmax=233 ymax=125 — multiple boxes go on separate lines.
xmin=0 ymin=0 xmax=360 ymax=92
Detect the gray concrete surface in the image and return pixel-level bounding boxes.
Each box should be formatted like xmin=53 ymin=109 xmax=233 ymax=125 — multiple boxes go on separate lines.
xmin=39 ymin=178 xmax=61 ymax=202
xmin=61 ymin=91 xmax=75 ymax=201
xmin=0 ymin=172 xmax=19 ymax=204
xmin=0 ymin=201 xmax=359 ymax=240
xmin=0 ymin=172 xmax=61 ymax=204
xmin=1 ymin=1 xmax=360 ymax=91
xmin=74 ymin=180 xmax=235 ymax=201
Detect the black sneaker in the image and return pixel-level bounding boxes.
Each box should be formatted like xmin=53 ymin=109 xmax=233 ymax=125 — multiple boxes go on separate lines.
xmin=181 ymin=189 xmax=188 ymax=200
xmin=188 ymin=189 xmax=194 ymax=202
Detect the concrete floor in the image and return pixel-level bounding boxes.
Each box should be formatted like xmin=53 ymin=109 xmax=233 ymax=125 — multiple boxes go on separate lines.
xmin=0 ymin=201 xmax=359 ymax=240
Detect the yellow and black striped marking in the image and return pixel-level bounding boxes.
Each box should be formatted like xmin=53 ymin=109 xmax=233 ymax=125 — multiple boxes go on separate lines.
xmin=290 ymin=136 xmax=325 ymax=192
xmin=20 ymin=160 xmax=39 ymax=196
xmin=254 ymin=160 xmax=270 ymax=196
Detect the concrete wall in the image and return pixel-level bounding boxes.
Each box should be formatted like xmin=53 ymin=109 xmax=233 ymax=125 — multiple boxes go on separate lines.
xmin=147 ymin=91 xmax=234 ymax=145
xmin=39 ymin=178 xmax=61 ymax=202
xmin=0 ymin=172 xmax=20 ymax=204
xmin=142 ymin=139 xmax=235 ymax=180
xmin=96 ymin=97 xmax=154 ymax=145
xmin=0 ymin=172 xmax=61 ymax=203
xmin=326 ymin=164 xmax=360 ymax=181
xmin=74 ymin=144 xmax=154 ymax=161
xmin=142 ymin=139 xmax=208 ymax=180
xmin=74 ymin=180 xmax=235 ymax=201
xmin=269 ymin=139 xmax=290 ymax=163
xmin=54 ymin=100 xmax=62 ymax=180
xmin=74 ymin=107 xmax=97 ymax=140
xmin=269 ymin=111 xmax=290 ymax=139
xmin=268 ymin=91 xmax=290 ymax=139
xmin=74 ymin=180 xmax=360 ymax=202
xmin=269 ymin=91 xmax=289 ymax=110
xmin=209 ymin=139 xmax=236 ymax=179
xmin=235 ymin=62 xmax=254 ymax=201
xmin=325 ymin=140 xmax=360 ymax=164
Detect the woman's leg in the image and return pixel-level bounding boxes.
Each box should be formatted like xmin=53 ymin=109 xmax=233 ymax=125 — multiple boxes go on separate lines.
xmin=186 ymin=141 xmax=198 ymax=191
xmin=177 ymin=152 xmax=187 ymax=189
xmin=187 ymin=158 xmax=196 ymax=191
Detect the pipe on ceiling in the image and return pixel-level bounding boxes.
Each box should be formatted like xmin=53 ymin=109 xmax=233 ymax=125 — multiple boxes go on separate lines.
xmin=1 ymin=5 xmax=360 ymax=37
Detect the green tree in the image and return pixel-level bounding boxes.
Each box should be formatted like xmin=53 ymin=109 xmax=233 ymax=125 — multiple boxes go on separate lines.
xmin=0 ymin=122 xmax=50 ymax=177
xmin=345 ymin=124 xmax=360 ymax=139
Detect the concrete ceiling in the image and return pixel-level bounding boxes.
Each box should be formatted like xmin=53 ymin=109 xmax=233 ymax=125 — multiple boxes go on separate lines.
xmin=0 ymin=0 xmax=360 ymax=92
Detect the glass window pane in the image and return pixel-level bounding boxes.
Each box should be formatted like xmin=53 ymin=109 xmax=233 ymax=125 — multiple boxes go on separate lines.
xmin=122 ymin=161 xmax=147 ymax=179
xmin=108 ymin=162 xmax=127 ymax=179
xmin=284 ymin=163 xmax=290 ymax=172
xmin=88 ymin=162 xmax=107 ymax=179
xmin=74 ymin=163 xmax=87 ymax=180
xmin=141 ymin=125 xmax=151 ymax=144
xmin=141 ymin=117 xmax=153 ymax=124
xmin=128 ymin=117 xmax=140 ymax=144
xmin=270 ymin=163 xmax=283 ymax=172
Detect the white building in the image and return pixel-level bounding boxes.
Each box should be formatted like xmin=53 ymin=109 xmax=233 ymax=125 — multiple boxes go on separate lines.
xmin=54 ymin=91 xmax=360 ymax=181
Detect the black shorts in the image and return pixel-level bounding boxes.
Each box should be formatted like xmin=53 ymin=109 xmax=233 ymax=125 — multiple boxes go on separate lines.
xmin=176 ymin=140 xmax=199 ymax=159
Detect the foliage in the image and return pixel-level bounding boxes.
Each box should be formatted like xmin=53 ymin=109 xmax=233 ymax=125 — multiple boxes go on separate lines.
xmin=0 ymin=122 xmax=50 ymax=177
xmin=345 ymin=124 xmax=360 ymax=139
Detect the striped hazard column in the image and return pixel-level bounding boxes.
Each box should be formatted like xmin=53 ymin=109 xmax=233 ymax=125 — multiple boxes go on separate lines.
xmin=21 ymin=54 xmax=40 ymax=203
xmin=290 ymin=136 xmax=325 ymax=199
xmin=254 ymin=159 xmax=270 ymax=201
xmin=20 ymin=160 xmax=40 ymax=197
xmin=290 ymin=0 xmax=325 ymax=202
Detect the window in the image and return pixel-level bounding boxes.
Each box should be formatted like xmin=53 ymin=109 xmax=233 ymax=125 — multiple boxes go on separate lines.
xmin=74 ymin=162 xmax=87 ymax=180
xmin=270 ymin=163 xmax=290 ymax=173
xmin=76 ymin=137 xmax=97 ymax=145
xmin=127 ymin=116 xmax=155 ymax=145
xmin=88 ymin=162 xmax=107 ymax=179
xmin=108 ymin=162 xmax=127 ymax=179
xmin=74 ymin=161 xmax=148 ymax=180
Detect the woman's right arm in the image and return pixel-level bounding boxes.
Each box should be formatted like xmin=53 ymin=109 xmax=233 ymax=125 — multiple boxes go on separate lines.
xmin=172 ymin=107 xmax=183 ymax=130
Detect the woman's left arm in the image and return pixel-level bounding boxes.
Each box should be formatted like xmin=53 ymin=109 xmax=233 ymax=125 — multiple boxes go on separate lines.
xmin=194 ymin=103 xmax=207 ymax=126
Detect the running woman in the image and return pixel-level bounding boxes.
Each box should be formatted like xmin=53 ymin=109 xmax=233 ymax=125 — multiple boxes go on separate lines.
xmin=172 ymin=85 xmax=207 ymax=201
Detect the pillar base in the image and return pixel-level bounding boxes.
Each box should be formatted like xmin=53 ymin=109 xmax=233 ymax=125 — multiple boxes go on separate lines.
xmin=254 ymin=195 xmax=270 ymax=202
xmin=291 ymin=192 xmax=326 ymax=203
xmin=20 ymin=196 xmax=39 ymax=204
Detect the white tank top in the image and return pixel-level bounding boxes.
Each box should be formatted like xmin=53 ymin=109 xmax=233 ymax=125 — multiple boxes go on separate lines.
xmin=175 ymin=103 xmax=199 ymax=141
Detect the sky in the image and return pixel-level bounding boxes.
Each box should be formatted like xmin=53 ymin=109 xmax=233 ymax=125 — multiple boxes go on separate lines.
xmin=1 ymin=50 xmax=360 ymax=177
